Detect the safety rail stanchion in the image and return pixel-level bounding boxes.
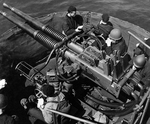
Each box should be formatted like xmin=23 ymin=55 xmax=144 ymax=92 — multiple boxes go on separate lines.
xmin=139 ymin=91 xmax=150 ymax=124
xmin=128 ymin=31 xmax=150 ymax=50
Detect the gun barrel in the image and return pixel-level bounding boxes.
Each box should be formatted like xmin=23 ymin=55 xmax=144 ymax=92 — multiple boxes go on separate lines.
xmin=0 ymin=11 xmax=35 ymax=35
xmin=3 ymin=3 xmax=65 ymax=41
xmin=0 ymin=11 xmax=58 ymax=50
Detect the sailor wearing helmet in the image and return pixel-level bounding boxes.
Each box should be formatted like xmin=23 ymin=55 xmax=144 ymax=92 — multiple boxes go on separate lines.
xmin=134 ymin=38 xmax=150 ymax=88
xmin=105 ymin=28 xmax=127 ymax=57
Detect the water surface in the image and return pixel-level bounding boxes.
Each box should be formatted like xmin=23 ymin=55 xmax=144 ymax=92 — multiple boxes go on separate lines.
xmin=0 ymin=0 xmax=150 ymax=34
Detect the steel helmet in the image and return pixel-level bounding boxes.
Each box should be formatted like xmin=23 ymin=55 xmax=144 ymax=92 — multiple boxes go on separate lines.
xmin=0 ymin=94 xmax=8 ymax=109
xmin=133 ymin=54 xmax=146 ymax=68
xmin=109 ymin=28 xmax=122 ymax=41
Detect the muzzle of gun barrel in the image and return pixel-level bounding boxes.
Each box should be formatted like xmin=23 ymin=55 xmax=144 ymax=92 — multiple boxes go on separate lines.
xmin=3 ymin=3 xmax=65 ymax=42
xmin=0 ymin=11 xmax=58 ymax=50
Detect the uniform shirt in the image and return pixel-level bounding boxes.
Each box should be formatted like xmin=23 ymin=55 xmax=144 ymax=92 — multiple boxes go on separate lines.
xmin=38 ymin=92 xmax=65 ymax=124
xmin=93 ymin=21 xmax=113 ymax=39
xmin=105 ymin=38 xmax=127 ymax=57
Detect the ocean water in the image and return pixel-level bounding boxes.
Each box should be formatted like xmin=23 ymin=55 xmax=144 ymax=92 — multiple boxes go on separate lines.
xmin=0 ymin=0 xmax=150 ymax=35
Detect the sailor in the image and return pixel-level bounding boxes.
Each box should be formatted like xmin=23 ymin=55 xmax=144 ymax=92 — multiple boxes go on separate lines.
xmin=62 ymin=5 xmax=83 ymax=36
xmin=105 ymin=28 xmax=127 ymax=57
xmin=134 ymin=38 xmax=150 ymax=88
xmin=93 ymin=13 xmax=113 ymax=40
xmin=20 ymin=84 xmax=70 ymax=124
xmin=134 ymin=38 xmax=150 ymax=58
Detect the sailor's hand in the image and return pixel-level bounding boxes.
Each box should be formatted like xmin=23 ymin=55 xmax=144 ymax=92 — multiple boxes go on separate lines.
xmin=105 ymin=38 xmax=112 ymax=47
xmin=90 ymin=32 xmax=96 ymax=36
xmin=0 ymin=79 xmax=7 ymax=90
xmin=75 ymin=25 xmax=83 ymax=32
xmin=20 ymin=98 xmax=28 ymax=109
xmin=136 ymin=43 xmax=140 ymax=48
xmin=78 ymin=25 xmax=83 ymax=29
xmin=28 ymin=95 xmax=36 ymax=103
xmin=37 ymin=98 xmax=44 ymax=109
xmin=12 ymin=115 xmax=19 ymax=122
xmin=144 ymin=37 xmax=149 ymax=40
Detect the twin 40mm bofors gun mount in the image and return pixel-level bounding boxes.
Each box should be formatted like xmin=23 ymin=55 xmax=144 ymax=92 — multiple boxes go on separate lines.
xmin=1 ymin=3 xmax=149 ymax=124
